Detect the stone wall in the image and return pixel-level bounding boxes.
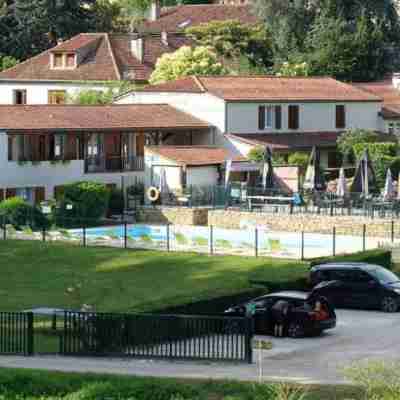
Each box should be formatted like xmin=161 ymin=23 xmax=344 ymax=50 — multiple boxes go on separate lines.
xmin=136 ymin=207 xmax=209 ymax=226
xmin=208 ymin=210 xmax=397 ymax=238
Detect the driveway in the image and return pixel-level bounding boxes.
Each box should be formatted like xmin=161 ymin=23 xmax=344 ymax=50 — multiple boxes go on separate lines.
xmin=0 ymin=309 xmax=399 ymax=384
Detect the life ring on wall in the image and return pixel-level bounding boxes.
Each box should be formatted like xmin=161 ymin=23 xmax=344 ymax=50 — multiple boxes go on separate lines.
xmin=147 ymin=186 xmax=160 ymax=202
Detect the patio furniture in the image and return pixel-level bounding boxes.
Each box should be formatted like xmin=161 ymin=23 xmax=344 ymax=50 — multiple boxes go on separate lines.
xmin=247 ymin=195 xmax=295 ymax=213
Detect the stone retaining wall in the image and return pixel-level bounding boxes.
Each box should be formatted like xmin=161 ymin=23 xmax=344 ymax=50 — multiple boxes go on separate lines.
xmin=136 ymin=207 xmax=209 ymax=226
xmin=208 ymin=210 xmax=397 ymax=238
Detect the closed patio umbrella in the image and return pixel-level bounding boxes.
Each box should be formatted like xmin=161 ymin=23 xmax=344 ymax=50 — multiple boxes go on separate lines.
xmin=351 ymin=149 xmax=377 ymax=196
xmin=303 ymin=146 xmax=326 ymax=191
xmin=159 ymin=167 xmax=167 ymax=193
xmin=262 ymin=146 xmax=274 ymax=190
xmin=225 ymin=159 xmax=232 ymax=188
xmin=336 ymin=167 xmax=347 ymax=198
xmin=383 ymin=169 xmax=395 ymax=200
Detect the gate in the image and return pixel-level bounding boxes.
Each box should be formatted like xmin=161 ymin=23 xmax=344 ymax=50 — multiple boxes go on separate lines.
xmin=60 ymin=312 xmax=253 ymax=363
xmin=0 ymin=312 xmax=33 ymax=355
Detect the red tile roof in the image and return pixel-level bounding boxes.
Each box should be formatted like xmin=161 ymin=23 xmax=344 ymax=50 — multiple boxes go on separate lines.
xmin=354 ymin=81 xmax=400 ymax=118
xmin=141 ymin=4 xmax=258 ymax=32
xmin=0 ymin=33 xmax=191 ymax=83
xmin=0 ymin=104 xmax=210 ymax=133
xmin=141 ymin=76 xmax=382 ymax=102
xmin=228 ymin=131 xmax=396 ymax=150
xmin=146 ymin=145 xmax=237 ymax=165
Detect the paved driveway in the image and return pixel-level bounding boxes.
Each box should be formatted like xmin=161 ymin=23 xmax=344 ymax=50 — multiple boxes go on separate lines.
xmin=0 ymin=309 xmax=399 ymax=384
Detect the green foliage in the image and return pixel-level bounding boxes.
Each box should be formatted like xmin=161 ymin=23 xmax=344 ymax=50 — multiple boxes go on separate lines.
xmin=186 ymin=20 xmax=272 ymax=70
xmin=92 ymin=0 xmax=129 ymax=33
xmin=337 ymin=129 xmax=380 ymax=159
xmin=54 ymin=181 xmax=110 ymax=227
xmin=0 ymin=197 xmax=49 ymax=230
xmin=276 ymin=61 xmax=309 ymax=77
xmin=247 ymin=146 xmax=265 ymax=163
xmin=149 ymin=46 xmax=229 ymax=85
xmin=288 ymin=152 xmax=309 ymax=170
xmin=0 ymin=54 xmax=18 ymax=71
xmin=108 ymin=188 xmax=124 ymax=215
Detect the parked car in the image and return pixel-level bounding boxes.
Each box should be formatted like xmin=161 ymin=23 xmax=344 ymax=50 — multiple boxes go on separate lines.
xmin=310 ymin=262 xmax=400 ymax=312
xmin=224 ymin=291 xmax=336 ymax=338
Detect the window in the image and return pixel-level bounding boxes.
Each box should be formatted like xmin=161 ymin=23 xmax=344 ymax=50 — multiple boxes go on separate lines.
xmin=275 ymin=105 xmax=282 ymax=129
xmin=336 ymin=105 xmax=346 ymax=129
xmin=15 ymin=188 xmax=34 ymax=204
xmin=330 ymin=270 xmax=352 ymax=282
xmin=8 ymin=136 xmax=14 ymax=161
xmin=53 ymin=53 xmax=63 ymax=68
xmin=351 ymin=271 xmax=371 ymax=283
xmin=66 ymin=53 xmax=76 ymax=68
xmin=265 ymin=106 xmax=273 ymax=128
xmin=288 ymin=105 xmax=299 ymax=129
xmin=258 ymin=105 xmax=282 ymax=130
xmin=48 ymin=90 xmax=66 ymax=105
xmin=388 ymin=122 xmax=395 ymax=134
xmin=54 ymin=134 xmax=65 ymax=159
xmin=13 ymin=89 xmax=27 ymax=105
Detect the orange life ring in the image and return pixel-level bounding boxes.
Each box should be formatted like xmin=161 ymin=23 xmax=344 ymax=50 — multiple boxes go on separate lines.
xmin=147 ymin=186 xmax=160 ymax=202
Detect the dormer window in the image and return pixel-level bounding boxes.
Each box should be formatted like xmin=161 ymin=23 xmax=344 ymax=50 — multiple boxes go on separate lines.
xmin=51 ymin=52 xmax=76 ymax=69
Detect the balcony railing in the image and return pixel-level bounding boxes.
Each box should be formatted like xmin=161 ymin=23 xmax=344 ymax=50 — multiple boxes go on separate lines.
xmin=84 ymin=156 xmax=145 ymax=174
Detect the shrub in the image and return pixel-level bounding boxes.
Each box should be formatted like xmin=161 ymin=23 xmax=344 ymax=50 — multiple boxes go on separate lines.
xmin=247 ymin=146 xmax=265 ymax=163
xmin=0 ymin=197 xmax=49 ymax=230
xmin=108 ymin=187 xmax=124 ymax=215
xmin=54 ymin=181 xmax=110 ymax=227
xmin=288 ymin=152 xmax=309 ymax=170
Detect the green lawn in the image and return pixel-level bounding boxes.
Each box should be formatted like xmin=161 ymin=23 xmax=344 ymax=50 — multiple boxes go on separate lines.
xmin=0 ymin=240 xmax=308 ymax=313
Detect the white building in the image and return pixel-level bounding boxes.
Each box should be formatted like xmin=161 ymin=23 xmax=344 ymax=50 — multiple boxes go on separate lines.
xmin=116 ymin=75 xmax=391 ymax=169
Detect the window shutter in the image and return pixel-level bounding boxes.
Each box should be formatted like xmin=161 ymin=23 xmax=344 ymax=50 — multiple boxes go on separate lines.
xmin=0 ymin=189 xmax=4 ymax=202
xmin=136 ymin=133 xmax=145 ymax=156
xmin=258 ymin=106 xmax=266 ymax=130
xmin=288 ymin=105 xmax=299 ymax=130
xmin=35 ymin=187 xmax=45 ymax=204
xmin=275 ymin=105 xmax=282 ymax=129
xmin=54 ymin=185 xmax=65 ymax=201
xmin=336 ymin=105 xmax=346 ymax=129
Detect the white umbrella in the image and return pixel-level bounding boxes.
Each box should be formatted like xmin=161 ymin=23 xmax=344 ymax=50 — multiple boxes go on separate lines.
xmin=336 ymin=168 xmax=347 ymax=198
xmin=159 ymin=167 xmax=167 ymax=193
xmin=303 ymin=164 xmax=315 ymax=190
xmin=225 ymin=159 xmax=232 ymax=188
xmin=383 ymin=169 xmax=395 ymax=200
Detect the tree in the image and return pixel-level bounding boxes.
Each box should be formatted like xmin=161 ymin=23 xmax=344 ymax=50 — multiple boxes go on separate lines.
xmin=149 ymin=46 xmax=228 ymax=85
xmin=0 ymin=54 xmax=18 ymax=71
xmin=67 ymin=89 xmax=115 ymax=105
xmin=186 ymin=20 xmax=272 ymax=71
xmin=337 ymin=129 xmax=380 ymax=160
xmin=92 ymin=0 xmax=130 ymax=33
xmin=275 ymin=61 xmax=309 ymax=77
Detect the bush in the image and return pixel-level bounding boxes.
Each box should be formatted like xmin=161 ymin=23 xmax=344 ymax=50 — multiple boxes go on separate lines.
xmin=54 ymin=181 xmax=110 ymax=227
xmin=108 ymin=188 xmax=124 ymax=215
xmin=288 ymin=152 xmax=309 ymax=170
xmin=0 ymin=197 xmax=49 ymax=230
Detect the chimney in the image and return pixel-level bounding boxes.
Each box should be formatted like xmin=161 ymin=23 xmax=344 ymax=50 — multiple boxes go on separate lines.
xmin=149 ymin=0 xmax=161 ymax=21
xmin=131 ymin=33 xmax=145 ymax=63
xmin=393 ymin=73 xmax=400 ymax=90
xmin=161 ymin=31 xmax=168 ymax=46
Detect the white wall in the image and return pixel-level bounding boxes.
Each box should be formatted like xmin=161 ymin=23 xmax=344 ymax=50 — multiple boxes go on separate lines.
xmin=0 ymin=81 xmax=110 ymax=104
xmin=117 ymin=91 xmax=226 ymax=145
xmin=227 ymin=102 xmax=382 ymax=134
xmin=187 ymin=166 xmax=219 ymax=187
xmin=0 ymin=131 xmax=144 ymax=199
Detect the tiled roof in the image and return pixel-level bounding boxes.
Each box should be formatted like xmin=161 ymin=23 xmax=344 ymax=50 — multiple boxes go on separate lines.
xmin=146 ymin=145 xmax=236 ymax=165
xmin=354 ymin=81 xmax=400 ymax=118
xmin=0 ymin=104 xmax=210 ymax=132
xmin=0 ymin=33 xmax=191 ymax=83
xmin=228 ymin=131 xmax=397 ymax=150
xmin=141 ymin=4 xmax=258 ymax=32
xmin=141 ymin=76 xmax=382 ymax=102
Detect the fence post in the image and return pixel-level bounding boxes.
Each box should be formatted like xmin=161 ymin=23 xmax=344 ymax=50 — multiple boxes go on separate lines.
xmin=332 ymin=227 xmax=336 ymax=257
xmin=42 ymin=226 xmax=46 ymax=242
xmin=83 ymin=224 xmax=86 ymax=247
xmin=301 ymin=231 xmax=305 ymax=261
xmin=363 ymin=224 xmax=366 ymax=252
xmin=254 ymin=228 xmax=258 ymax=258
xmin=26 ymin=312 xmax=34 ymax=356
xmin=2 ymin=216 xmax=6 ymax=241
xmin=391 ymin=220 xmax=395 ymax=243
xmin=245 ymin=317 xmax=253 ymax=364
xmin=124 ymin=222 xmax=128 ymax=249
xmin=166 ymin=224 xmax=170 ymax=252
xmin=209 ymin=225 xmax=214 ymax=255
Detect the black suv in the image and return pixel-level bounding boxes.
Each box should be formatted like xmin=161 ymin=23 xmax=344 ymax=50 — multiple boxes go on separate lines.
xmin=310 ymin=262 xmax=400 ymax=312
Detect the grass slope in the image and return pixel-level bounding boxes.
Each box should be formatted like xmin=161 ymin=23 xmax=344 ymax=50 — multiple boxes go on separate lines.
xmin=0 ymin=240 xmax=308 ymax=313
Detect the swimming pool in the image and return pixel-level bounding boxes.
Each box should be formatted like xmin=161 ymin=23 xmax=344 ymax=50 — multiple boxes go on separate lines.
xmin=68 ymin=224 xmax=387 ymax=259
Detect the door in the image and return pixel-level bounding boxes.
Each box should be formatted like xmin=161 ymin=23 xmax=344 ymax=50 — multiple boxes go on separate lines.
xmin=326 ymin=269 xmax=354 ymax=307
xmin=347 ymin=270 xmax=380 ymax=309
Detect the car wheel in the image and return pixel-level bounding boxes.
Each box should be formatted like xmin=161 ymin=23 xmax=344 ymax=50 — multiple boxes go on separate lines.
xmin=287 ymin=322 xmax=305 ymax=338
xmin=381 ymin=296 xmax=398 ymax=313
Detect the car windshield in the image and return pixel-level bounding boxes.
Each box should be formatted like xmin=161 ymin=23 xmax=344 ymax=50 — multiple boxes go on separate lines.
xmin=367 ymin=267 xmax=400 ymax=284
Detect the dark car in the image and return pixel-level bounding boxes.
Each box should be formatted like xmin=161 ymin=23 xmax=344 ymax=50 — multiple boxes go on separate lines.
xmin=224 ymin=291 xmax=336 ymax=338
xmin=310 ymin=262 xmax=400 ymax=312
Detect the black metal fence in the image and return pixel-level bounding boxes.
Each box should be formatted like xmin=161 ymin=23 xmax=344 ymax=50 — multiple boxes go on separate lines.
xmin=0 ymin=312 xmax=33 ymax=355
xmin=60 ymin=312 xmax=253 ymax=363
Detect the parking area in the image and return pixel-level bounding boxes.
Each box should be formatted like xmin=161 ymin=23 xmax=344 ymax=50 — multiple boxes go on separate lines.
xmin=0 ymin=309 xmax=399 ymax=384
